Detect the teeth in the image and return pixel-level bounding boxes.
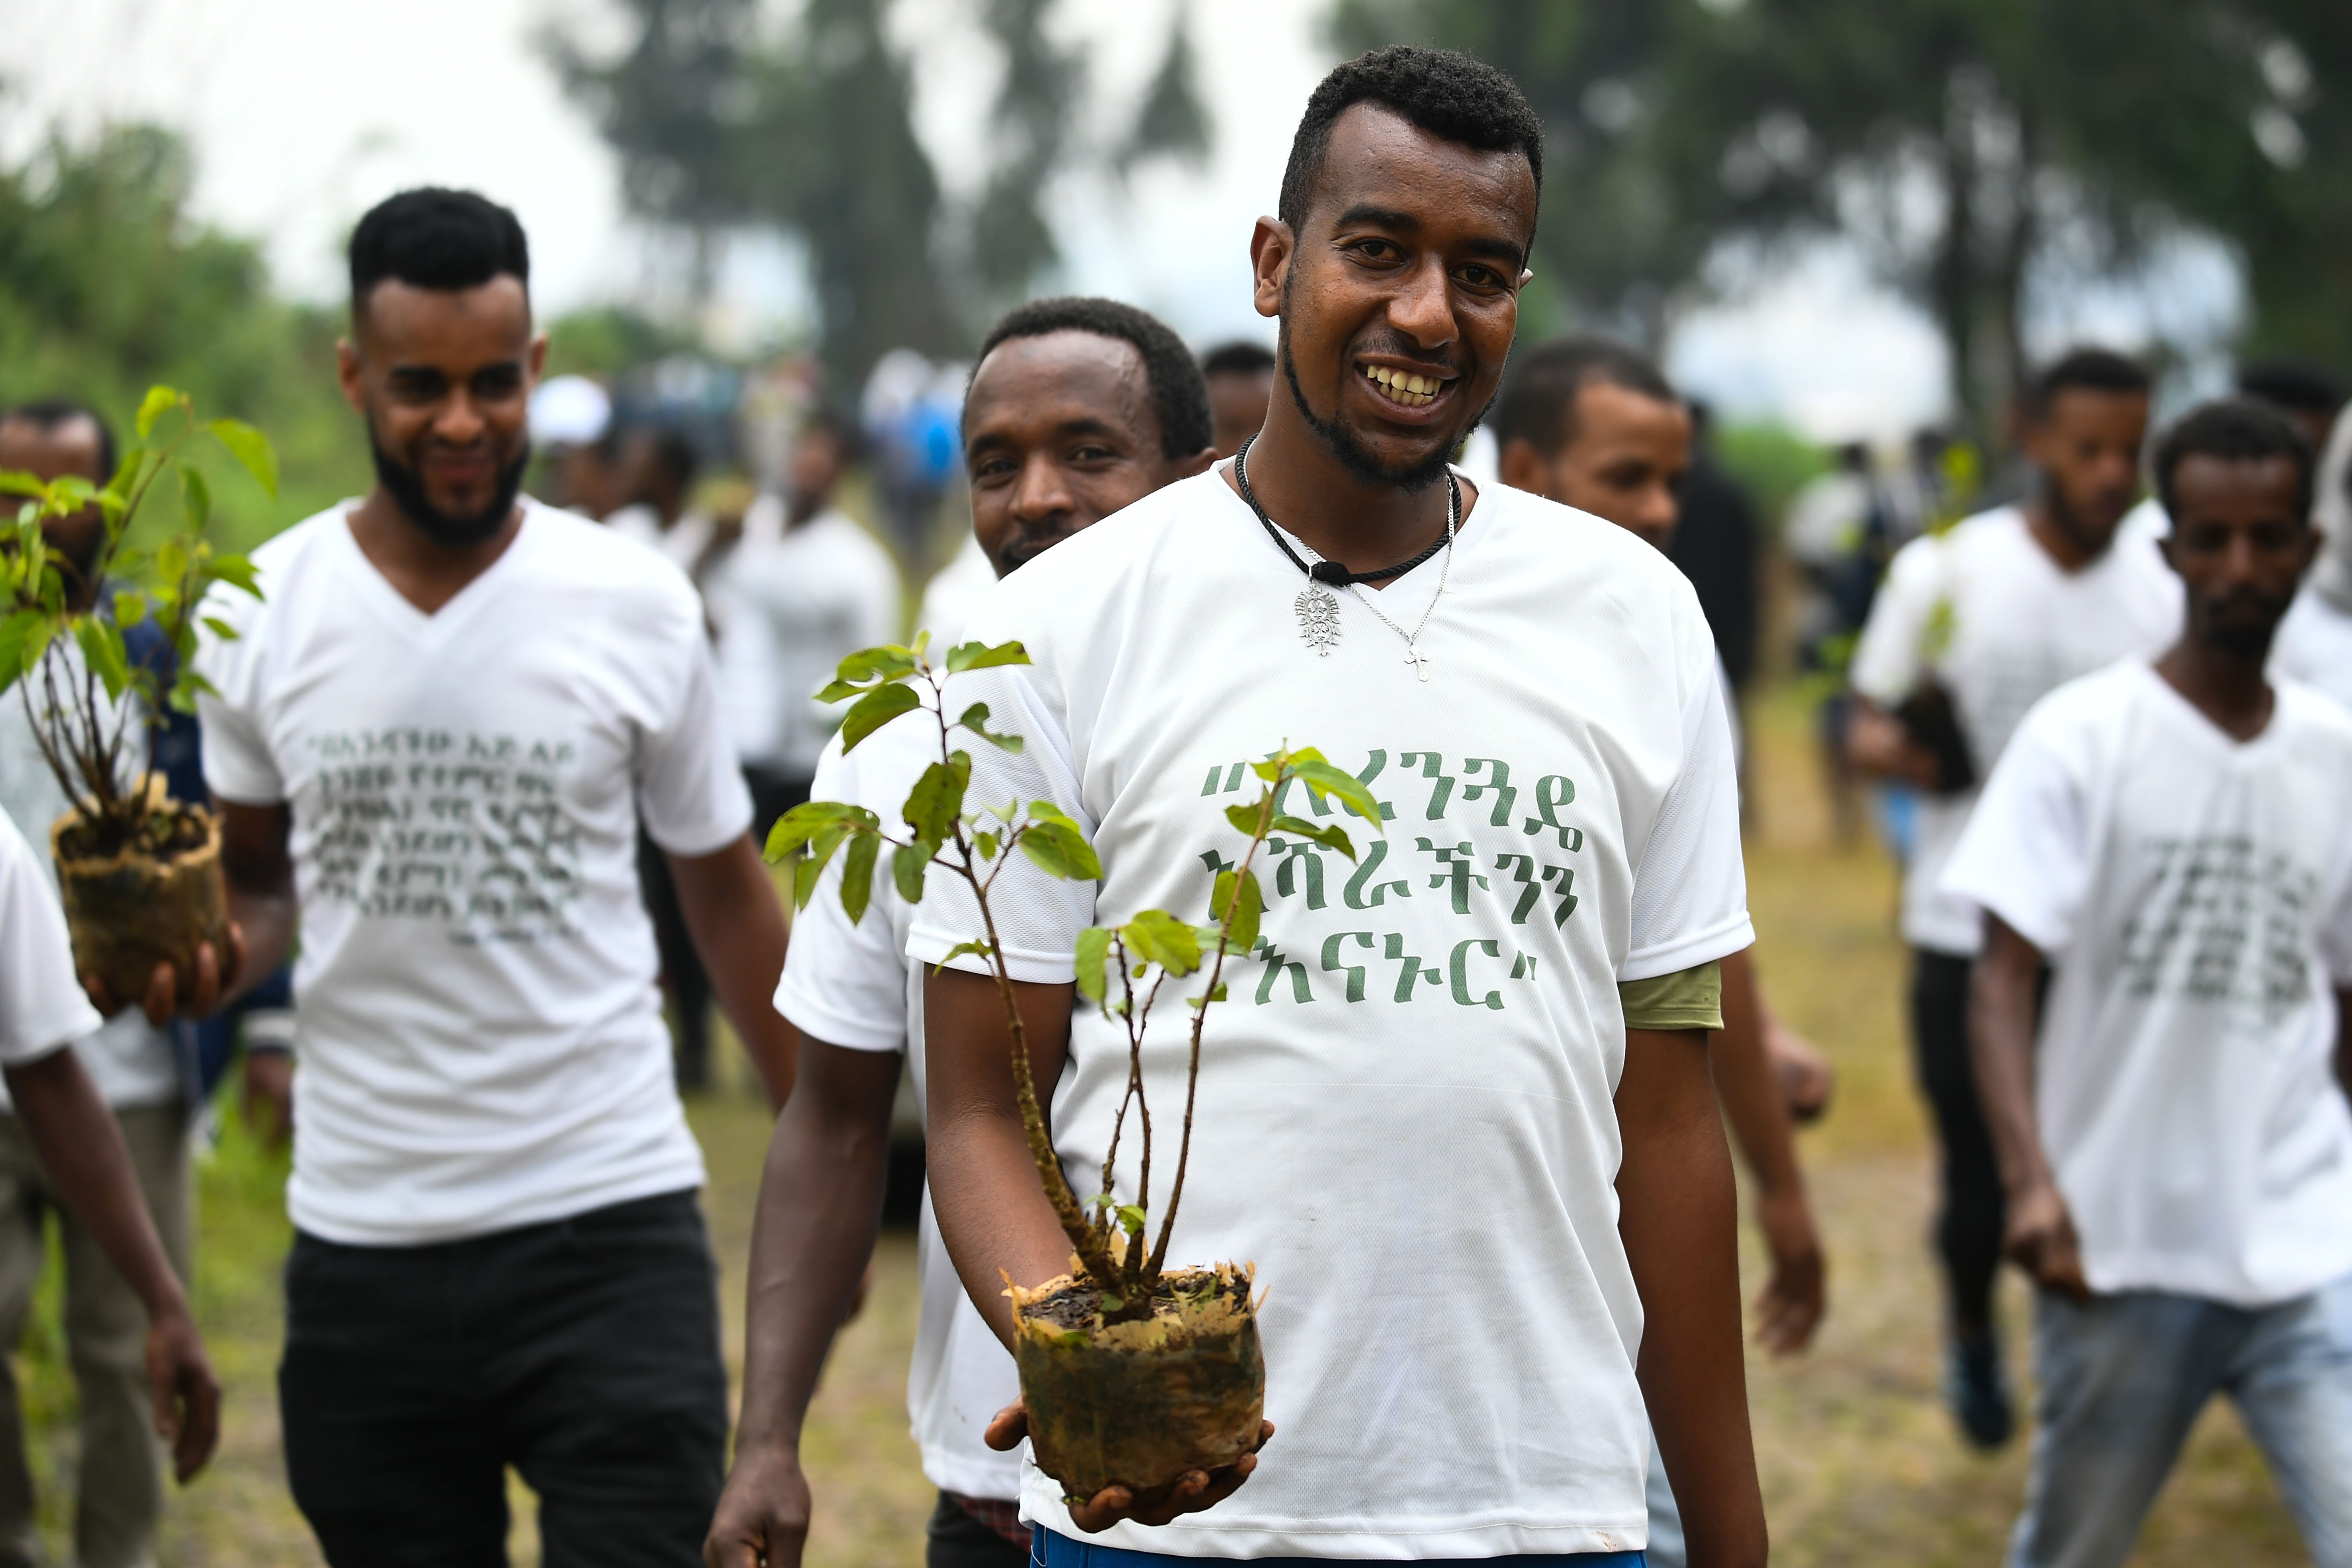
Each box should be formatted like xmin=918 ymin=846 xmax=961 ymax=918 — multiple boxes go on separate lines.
xmin=1361 ymin=365 xmax=1441 ymax=407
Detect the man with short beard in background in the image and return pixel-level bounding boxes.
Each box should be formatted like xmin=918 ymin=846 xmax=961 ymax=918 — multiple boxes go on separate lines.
xmin=154 ymin=187 xmax=796 ymax=1566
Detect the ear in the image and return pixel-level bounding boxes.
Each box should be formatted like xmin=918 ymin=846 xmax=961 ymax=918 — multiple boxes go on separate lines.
xmin=2155 ymin=528 xmax=2183 ymax=577
xmin=1250 ymin=217 xmax=1293 ymax=321
xmin=526 ymin=333 xmax=551 ymax=387
xmin=2297 ymin=523 xmax=2323 ymax=576
xmin=335 ymin=338 xmax=367 ymax=417
xmin=1177 ymin=445 xmax=1218 ymax=480
xmin=1497 ymin=437 xmax=1548 ymax=496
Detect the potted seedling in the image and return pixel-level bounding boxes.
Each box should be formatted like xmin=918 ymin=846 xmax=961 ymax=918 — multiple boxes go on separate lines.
xmin=767 ymin=635 xmax=1381 ymax=1501
xmin=0 ymin=386 xmax=273 ymax=1008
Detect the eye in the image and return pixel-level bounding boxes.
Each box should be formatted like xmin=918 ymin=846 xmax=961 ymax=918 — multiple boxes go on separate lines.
xmin=1069 ymin=443 xmax=1117 ymax=463
xmin=1455 ymin=264 xmax=1505 ymax=291
xmin=1348 ymin=237 xmax=1403 ymax=264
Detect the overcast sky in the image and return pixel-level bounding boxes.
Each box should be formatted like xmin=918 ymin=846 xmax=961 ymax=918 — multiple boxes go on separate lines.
xmin=9 ymin=0 xmax=2233 ymax=441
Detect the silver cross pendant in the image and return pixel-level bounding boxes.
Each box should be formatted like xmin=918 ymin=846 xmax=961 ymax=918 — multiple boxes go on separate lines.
xmin=1402 ymin=642 xmax=1431 ymax=682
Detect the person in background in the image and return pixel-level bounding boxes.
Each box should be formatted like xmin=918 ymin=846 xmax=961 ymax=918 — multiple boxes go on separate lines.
xmin=714 ymin=413 xmax=901 ymax=840
xmin=530 ymin=373 xmax=626 ymax=519
xmin=1495 ymin=335 xmax=1825 ymax=1568
xmin=1786 ymin=440 xmax=1884 ymax=842
xmin=2235 ymin=357 xmax=2345 ymax=457
xmin=2272 ymin=407 xmax=2352 ymax=714
xmin=159 ymin=186 xmax=794 ymax=1566
xmin=1198 ymin=340 xmax=1276 ymax=459
xmin=0 ymin=402 xmax=222 ymax=1568
xmin=1946 ymin=399 xmax=2352 ymax=1567
xmin=1846 ymin=347 xmax=2179 ymax=1450
xmin=706 ymin=295 xmax=1217 ymax=1568
xmin=1668 ymin=401 xmax=1763 ymax=699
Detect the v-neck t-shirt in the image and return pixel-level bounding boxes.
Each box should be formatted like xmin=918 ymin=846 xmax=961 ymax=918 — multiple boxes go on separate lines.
xmin=906 ymin=467 xmax=1751 ymax=1558
xmin=196 ymin=500 xmax=752 ymax=1245
xmin=1941 ymin=660 xmax=2352 ymax=1306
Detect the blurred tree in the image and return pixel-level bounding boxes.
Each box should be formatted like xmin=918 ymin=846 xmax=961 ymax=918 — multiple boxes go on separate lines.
xmin=0 ymin=124 xmax=361 ymax=548
xmin=1330 ymin=0 xmax=2352 ymax=439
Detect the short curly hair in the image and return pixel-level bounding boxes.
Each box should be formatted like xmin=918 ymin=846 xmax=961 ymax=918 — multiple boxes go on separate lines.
xmin=972 ymin=297 xmax=1212 ymax=461
xmin=1493 ymin=336 xmax=1676 ymax=457
xmin=349 ymin=188 xmax=529 ymax=316
xmin=1279 ymin=47 xmax=1543 ymax=236
xmin=2153 ymin=397 xmax=2315 ymax=522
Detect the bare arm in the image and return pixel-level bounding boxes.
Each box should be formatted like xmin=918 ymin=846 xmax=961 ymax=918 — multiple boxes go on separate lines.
xmin=1713 ymin=949 xmax=1824 ymax=1355
xmin=705 ymin=1039 xmax=901 ymax=1568
xmin=1969 ymin=915 xmax=2086 ymax=1298
xmin=114 ymin=798 xmax=293 ymax=1025
xmin=668 ymin=834 xmax=797 ymax=1108
xmin=1843 ymin=696 xmax=1942 ymax=789
xmin=1619 ymin=1025 xmax=1766 ymax=1568
xmin=4 ymin=1049 xmax=219 ymax=1480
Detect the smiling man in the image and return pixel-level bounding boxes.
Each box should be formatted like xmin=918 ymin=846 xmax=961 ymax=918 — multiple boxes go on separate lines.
xmin=169 ymin=188 xmax=794 ymax=1566
xmin=914 ymin=48 xmax=1765 ymax=1568
xmin=707 ymin=296 xmax=1214 ymax=1568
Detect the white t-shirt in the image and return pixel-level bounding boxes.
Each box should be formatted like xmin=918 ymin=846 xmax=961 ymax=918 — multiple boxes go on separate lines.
xmin=712 ymin=509 xmax=900 ymax=777
xmin=917 ymin=532 xmax=995 ymax=649
xmin=2272 ymin=589 xmax=2352 ymax=718
xmin=0 ymin=805 xmax=102 ymax=1068
xmin=0 ymin=661 xmax=180 ymax=1109
xmin=774 ymin=714 xmax=1024 ymax=1502
xmin=1849 ymin=502 xmax=2181 ymax=954
xmin=196 ymin=500 xmax=751 ymax=1245
xmin=907 ymin=468 xmax=1752 ymax=1559
xmin=1943 ymin=660 xmax=2352 ymax=1306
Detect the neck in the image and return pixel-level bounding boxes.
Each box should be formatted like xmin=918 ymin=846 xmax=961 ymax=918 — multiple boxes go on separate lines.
xmin=1225 ymin=388 xmax=1461 ymax=578
xmin=347 ymin=486 xmax=524 ymax=615
xmin=787 ymin=495 xmax=823 ymax=528
xmin=2023 ymin=493 xmax=2109 ymax=573
xmin=2153 ymin=633 xmax=2274 ymax=742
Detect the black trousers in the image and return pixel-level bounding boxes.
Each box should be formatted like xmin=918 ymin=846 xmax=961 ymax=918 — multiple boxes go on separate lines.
xmin=928 ymin=1490 xmax=1029 ymax=1568
xmin=279 ymin=1190 xmax=728 ymax=1568
xmin=1910 ymin=947 xmax=2007 ymax=1333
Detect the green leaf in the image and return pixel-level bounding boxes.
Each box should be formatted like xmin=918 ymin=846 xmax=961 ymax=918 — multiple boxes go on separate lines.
xmin=892 ymin=842 xmax=930 ymax=905
xmin=157 ymin=539 xmax=188 ymax=586
xmin=1184 ymin=982 xmax=1230 ymax=1007
xmin=1074 ymin=926 xmax=1114 ymax=1007
xmin=839 ymin=833 xmax=880 ymax=926
xmin=1019 ymin=817 xmax=1102 ymax=882
xmin=207 ymin=553 xmax=261 ymax=597
xmin=73 ymin=618 xmax=130 ymax=702
xmin=1116 ymin=1204 xmax=1147 ymax=1238
xmin=1292 ymin=758 xmax=1384 ymax=828
xmin=954 ymin=701 xmax=1024 ymax=753
xmin=932 ymin=939 xmax=995 ymax=971
xmin=902 ymin=754 xmax=972 ymax=845
xmin=1224 ymin=801 xmax=1266 ymax=838
xmin=0 ymin=611 xmax=42 ymax=696
xmin=1271 ymin=814 xmax=1359 ymax=862
xmin=113 ymin=591 xmax=147 ymax=628
xmin=840 ymin=682 xmax=922 ymax=752
xmin=815 ymin=644 xmax=920 ymax=701
xmin=1210 ymin=867 xmax=1264 ymax=952
xmin=1121 ymin=908 xmax=1202 ymax=977
xmin=135 ymin=386 xmax=179 ymax=441
xmin=206 ymin=418 xmax=279 ymax=498
xmin=763 ymin=800 xmax=878 ymax=863
xmin=973 ymin=830 xmax=999 ymax=862
xmin=0 ymin=470 xmax=44 ymax=500
xmin=945 ymin=639 xmax=1031 ymax=672
xmin=201 ymin=615 xmax=240 ymax=642
xmin=179 ymin=463 xmax=210 ymax=528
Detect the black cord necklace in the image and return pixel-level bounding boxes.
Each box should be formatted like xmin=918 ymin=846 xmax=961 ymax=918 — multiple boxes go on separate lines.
xmin=1233 ymin=433 xmax=1459 ymax=586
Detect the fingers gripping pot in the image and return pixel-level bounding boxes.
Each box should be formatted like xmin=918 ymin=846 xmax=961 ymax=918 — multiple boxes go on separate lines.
xmin=769 ymin=636 xmax=1387 ymax=1516
xmin=50 ymin=780 xmax=229 ymax=1009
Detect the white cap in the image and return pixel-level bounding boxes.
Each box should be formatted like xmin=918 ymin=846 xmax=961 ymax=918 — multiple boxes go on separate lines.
xmin=529 ymin=375 xmax=612 ymax=446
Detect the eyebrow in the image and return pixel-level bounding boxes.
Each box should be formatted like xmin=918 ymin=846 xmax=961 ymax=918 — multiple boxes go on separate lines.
xmin=1331 ymin=203 xmax=1526 ymax=271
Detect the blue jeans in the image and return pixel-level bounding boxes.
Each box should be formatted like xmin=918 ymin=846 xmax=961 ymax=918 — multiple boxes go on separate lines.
xmin=2009 ymin=1272 xmax=2352 ymax=1568
xmin=1033 ymin=1529 xmax=1642 ymax=1568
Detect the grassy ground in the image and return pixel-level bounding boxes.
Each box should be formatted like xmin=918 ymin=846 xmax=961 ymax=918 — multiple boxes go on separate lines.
xmin=2 ymin=682 xmax=2306 ymax=1563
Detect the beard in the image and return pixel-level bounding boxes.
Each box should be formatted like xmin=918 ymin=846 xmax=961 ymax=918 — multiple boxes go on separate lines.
xmin=2198 ymin=588 xmax=2293 ymax=658
xmin=371 ymin=435 xmax=530 ymax=547
xmin=1277 ymin=326 xmax=1482 ymax=494
xmin=994 ymin=523 xmax=1073 ymax=576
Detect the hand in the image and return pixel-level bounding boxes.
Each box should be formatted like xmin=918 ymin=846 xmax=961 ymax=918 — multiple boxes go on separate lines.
xmin=82 ymin=924 xmax=245 ymax=1027
xmin=1763 ymin=1019 xmax=1835 ymax=1125
xmin=242 ymin=1049 xmax=293 ymax=1151
xmin=144 ymin=1300 xmax=221 ymax=1482
xmin=983 ymin=1400 xmax=1273 ymax=1532
xmin=1751 ymin=1185 xmax=1826 ymax=1356
xmin=1845 ymin=707 xmax=1943 ymax=790
xmin=2004 ymin=1181 xmax=2090 ymax=1300
xmin=704 ymin=1440 xmax=811 ymax=1568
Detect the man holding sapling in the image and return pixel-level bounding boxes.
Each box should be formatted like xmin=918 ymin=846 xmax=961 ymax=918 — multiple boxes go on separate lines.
xmin=707 ymin=297 xmax=1216 ymax=1568
xmin=151 ymin=188 xmax=792 ymax=1565
xmin=1943 ymin=400 xmax=2352 ymax=1564
xmin=916 ymin=47 xmax=1764 ymax=1567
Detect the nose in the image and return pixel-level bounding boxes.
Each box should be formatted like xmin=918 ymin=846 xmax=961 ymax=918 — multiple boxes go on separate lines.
xmin=1010 ymin=453 xmax=1075 ymax=522
xmin=435 ymin=386 xmax=488 ymax=445
xmin=1389 ymin=255 xmax=1456 ymax=349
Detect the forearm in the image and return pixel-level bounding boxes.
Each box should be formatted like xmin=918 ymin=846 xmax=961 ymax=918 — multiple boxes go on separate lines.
xmin=1711 ymin=949 xmax=1805 ymax=1200
xmin=2 ymin=1052 xmax=185 ymax=1319
xmin=734 ymin=1043 xmax=898 ymax=1456
xmin=1619 ymin=1026 xmax=1766 ymax=1568
xmin=670 ymin=836 xmax=797 ymax=1107
xmin=1968 ymin=923 xmax=2052 ymax=1198
xmin=222 ymin=882 xmax=296 ymax=1007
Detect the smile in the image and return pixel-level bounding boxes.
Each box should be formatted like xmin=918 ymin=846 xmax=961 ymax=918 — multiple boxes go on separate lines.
xmin=1359 ymin=363 xmax=1450 ymax=409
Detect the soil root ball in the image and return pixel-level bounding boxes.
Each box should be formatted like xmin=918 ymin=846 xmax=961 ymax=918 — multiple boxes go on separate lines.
xmin=50 ymin=793 xmax=230 ymax=1010
xmin=1010 ymin=1261 xmax=1264 ymax=1500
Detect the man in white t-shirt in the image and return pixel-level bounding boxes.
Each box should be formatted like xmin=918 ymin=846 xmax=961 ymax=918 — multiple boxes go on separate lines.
xmin=706 ymin=297 xmax=1216 ymax=1568
xmin=2270 ymin=406 xmax=2352 ymax=714
xmin=916 ymin=48 xmax=1763 ymax=1567
xmin=160 ymin=188 xmax=794 ymax=1567
xmin=713 ymin=414 xmax=902 ymax=835
xmin=1944 ymin=398 xmax=2352 ymax=1567
xmin=1846 ymin=347 xmax=2180 ymax=1449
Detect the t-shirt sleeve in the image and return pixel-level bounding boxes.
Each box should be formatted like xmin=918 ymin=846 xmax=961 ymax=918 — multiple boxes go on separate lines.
xmin=904 ymin=663 xmax=1097 ymax=984
xmin=0 ymin=812 xmax=100 ymax=1065
xmin=637 ymin=604 xmax=757 ymax=857
xmin=773 ymin=741 xmax=907 ymax=1052
xmin=193 ymin=579 xmax=286 ymax=805
xmin=1847 ymin=536 xmax=1940 ymax=707
xmin=1938 ymin=698 xmax=2089 ymax=954
xmin=1624 ymin=607 xmax=1754 ymax=980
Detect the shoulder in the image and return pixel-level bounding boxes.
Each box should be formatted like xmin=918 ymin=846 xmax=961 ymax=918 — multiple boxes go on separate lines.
xmin=2275 ymin=677 xmax=2352 ymax=756
xmin=519 ymin=500 xmax=704 ymax=621
xmin=208 ymin=505 xmax=351 ymax=635
xmin=2010 ymin=659 xmax=2147 ymax=759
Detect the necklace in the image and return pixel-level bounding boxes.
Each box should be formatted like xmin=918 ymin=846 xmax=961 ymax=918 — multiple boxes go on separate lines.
xmin=1233 ymin=435 xmax=1459 ymax=679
